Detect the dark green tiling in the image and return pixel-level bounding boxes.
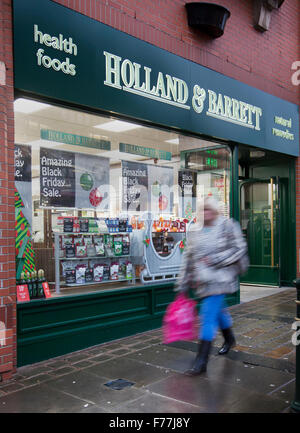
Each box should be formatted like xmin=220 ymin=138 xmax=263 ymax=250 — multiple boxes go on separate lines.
xmin=17 ymin=282 xmax=240 ymax=367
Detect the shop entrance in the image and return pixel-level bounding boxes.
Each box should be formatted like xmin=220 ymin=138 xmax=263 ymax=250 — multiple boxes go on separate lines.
xmin=239 ymin=178 xmax=280 ymax=286
xmin=238 ymin=146 xmax=296 ymax=287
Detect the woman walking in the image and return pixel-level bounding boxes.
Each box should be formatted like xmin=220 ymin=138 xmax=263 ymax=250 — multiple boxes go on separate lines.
xmin=176 ymin=196 xmax=249 ymax=376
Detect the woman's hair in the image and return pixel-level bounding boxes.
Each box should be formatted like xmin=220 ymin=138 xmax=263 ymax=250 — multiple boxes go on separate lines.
xmin=203 ymin=196 xmax=220 ymax=213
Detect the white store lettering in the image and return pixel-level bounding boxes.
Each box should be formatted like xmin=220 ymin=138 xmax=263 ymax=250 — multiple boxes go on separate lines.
xmin=103 ymin=51 xmax=189 ymax=109
xmin=34 ymin=24 xmax=77 ymax=76
xmin=103 ymin=51 xmax=264 ymax=132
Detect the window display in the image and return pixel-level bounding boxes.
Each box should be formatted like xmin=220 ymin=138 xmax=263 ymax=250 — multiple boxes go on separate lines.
xmin=14 ymin=98 xmax=232 ymax=299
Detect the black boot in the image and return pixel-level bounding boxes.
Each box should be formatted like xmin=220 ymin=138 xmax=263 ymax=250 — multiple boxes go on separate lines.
xmin=218 ymin=327 xmax=236 ymax=355
xmin=185 ymin=340 xmax=212 ymax=376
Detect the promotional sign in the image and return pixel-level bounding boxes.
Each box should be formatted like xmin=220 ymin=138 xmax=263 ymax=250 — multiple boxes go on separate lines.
xmin=42 ymin=282 xmax=51 ymax=298
xmin=75 ymin=153 xmax=110 ymax=210
xmin=148 ymin=164 xmax=173 ymax=214
xmin=40 ymin=147 xmax=75 ymax=207
xmin=121 ymin=161 xmax=174 ymax=214
xmin=40 ymin=148 xmax=110 ymax=209
xmin=17 ymin=285 xmax=30 ymax=302
xmin=121 ymin=161 xmax=148 ymax=212
xmin=13 ymin=0 xmax=299 ymax=156
xmin=178 ymin=170 xmax=197 ymax=219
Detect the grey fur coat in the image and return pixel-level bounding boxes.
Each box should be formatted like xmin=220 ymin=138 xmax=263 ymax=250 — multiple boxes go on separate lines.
xmin=175 ymin=216 xmax=249 ymax=298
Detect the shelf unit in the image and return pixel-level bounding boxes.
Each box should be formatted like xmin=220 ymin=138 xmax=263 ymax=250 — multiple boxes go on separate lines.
xmin=53 ymin=231 xmax=135 ymax=293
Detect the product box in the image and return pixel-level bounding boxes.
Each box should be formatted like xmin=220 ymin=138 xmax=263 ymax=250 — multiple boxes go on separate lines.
xmin=114 ymin=237 xmax=123 ymax=256
xmin=119 ymin=219 xmax=128 ymax=232
xmin=95 ymin=244 xmax=105 ymax=256
xmin=76 ymin=245 xmax=87 ymax=257
xmin=93 ymin=264 xmax=104 ymax=282
xmin=80 ymin=218 xmax=89 ymax=233
xmin=85 ymin=268 xmax=94 ymax=283
xmin=122 ymin=235 xmax=130 ymax=255
xmin=76 ymin=264 xmax=87 ymax=284
xmin=65 ymin=269 xmax=76 ymax=284
xmin=63 ymin=218 xmax=74 ymax=233
xmin=65 ymin=244 xmax=76 ymax=258
xmin=110 ymin=262 xmax=119 ymax=280
xmin=89 ymin=218 xmax=99 ymax=233
xmin=103 ymin=264 xmax=110 ymax=281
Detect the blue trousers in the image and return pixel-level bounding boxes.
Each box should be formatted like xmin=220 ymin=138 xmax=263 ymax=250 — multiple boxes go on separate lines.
xmin=199 ymin=294 xmax=232 ymax=341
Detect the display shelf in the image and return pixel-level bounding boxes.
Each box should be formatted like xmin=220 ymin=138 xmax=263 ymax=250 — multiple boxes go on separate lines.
xmin=64 ymin=278 xmax=132 ymax=287
xmin=54 ymin=231 xmax=132 ymax=235
xmin=53 ymin=231 xmax=135 ymax=294
xmin=59 ymin=255 xmax=131 ymax=260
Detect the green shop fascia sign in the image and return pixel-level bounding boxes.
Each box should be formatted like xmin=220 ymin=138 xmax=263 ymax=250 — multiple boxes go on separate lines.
xmin=13 ymin=0 xmax=299 ymax=156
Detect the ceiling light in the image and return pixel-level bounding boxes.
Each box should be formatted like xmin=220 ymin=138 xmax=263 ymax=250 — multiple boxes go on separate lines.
xmin=14 ymin=98 xmax=51 ymax=113
xmin=165 ymin=138 xmax=179 ymax=145
xmin=93 ymin=120 xmax=142 ymax=132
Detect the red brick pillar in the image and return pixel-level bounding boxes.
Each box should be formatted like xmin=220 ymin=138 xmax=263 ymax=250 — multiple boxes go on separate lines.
xmin=0 ymin=0 xmax=17 ymax=381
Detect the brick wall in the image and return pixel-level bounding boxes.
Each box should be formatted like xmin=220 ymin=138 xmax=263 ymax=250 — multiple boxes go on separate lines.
xmin=0 ymin=0 xmax=16 ymax=382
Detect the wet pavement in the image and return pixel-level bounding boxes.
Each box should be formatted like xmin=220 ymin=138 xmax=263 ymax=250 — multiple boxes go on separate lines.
xmin=0 ymin=287 xmax=298 ymax=413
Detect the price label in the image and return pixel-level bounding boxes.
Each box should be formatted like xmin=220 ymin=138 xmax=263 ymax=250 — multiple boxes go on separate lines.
xmin=42 ymin=282 xmax=52 ymax=298
xmin=17 ymin=284 xmax=30 ymax=302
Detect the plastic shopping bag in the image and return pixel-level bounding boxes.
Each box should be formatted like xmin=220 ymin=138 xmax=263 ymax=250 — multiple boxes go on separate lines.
xmin=163 ymin=293 xmax=198 ymax=344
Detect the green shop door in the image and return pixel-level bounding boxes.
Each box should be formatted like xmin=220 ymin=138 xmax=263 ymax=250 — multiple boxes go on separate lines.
xmin=240 ymin=178 xmax=280 ymax=286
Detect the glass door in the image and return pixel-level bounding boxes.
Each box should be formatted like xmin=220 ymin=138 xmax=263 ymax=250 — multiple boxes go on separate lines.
xmin=239 ymin=177 xmax=280 ymax=286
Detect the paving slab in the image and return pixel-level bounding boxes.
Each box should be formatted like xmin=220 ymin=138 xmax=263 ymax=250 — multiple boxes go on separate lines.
xmin=146 ymin=373 xmax=264 ymax=413
xmin=45 ymin=370 xmax=145 ymax=411
xmin=126 ymin=345 xmax=196 ymax=373
xmin=0 ymin=383 xmax=92 ymax=413
xmin=84 ymin=356 xmax=175 ymax=387
xmin=110 ymin=392 xmax=205 ymax=413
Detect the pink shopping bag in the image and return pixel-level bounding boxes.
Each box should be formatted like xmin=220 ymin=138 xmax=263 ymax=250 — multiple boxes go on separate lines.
xmin=163 ymin=293 xmax=198 ymax=344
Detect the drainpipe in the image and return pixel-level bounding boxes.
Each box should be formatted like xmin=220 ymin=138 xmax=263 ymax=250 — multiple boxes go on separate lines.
xmin=291 ymin=279 xmax=300 ymax=412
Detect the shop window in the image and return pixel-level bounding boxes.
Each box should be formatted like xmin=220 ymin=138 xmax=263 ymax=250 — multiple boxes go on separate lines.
xmin=14 ymin=98 xmax=232 ymax=298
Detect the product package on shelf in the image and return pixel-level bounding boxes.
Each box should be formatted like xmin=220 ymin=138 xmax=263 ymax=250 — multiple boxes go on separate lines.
xmin=65 ymin=244 xmax=76 ymax=258
xmin=93 ymin=264 xmax=104 ymax=282
xmin=74 ymin=236 xmax=84 ymax=246
xmin=63 ymin=218 xmax=74 ymax=233
xmin=94 ymin=235 xmax=105 ymax=256
xmin=83 ymin=235 xmax=93 ymax=245
xmin=65 ymin=269 xmax=76 ymax=284
xmin=76 ymin=264 xmax=87 ymax=284
xmin=76 ymin=244 xmax=87 ymax=257
xmin=110 ymin=262 xmax=119 ymax=280
xmin=126 ymin=261 xmax=133 ymax=279
xmin=61 ymin=261 xmax=76 ymax=277
xmin=85 ymin=268 xmax=94 ymax=283
xmin=103 ymin=264 xmax=110 ymax=281
xmin=114 ymin=237 xmax=123 ymax=256
xmin=95 ymin=244 xmax=105 ymax=256
xmin=87 ymin=244 xmax=96 ymax=257
xmin=119 ymin=219 xmax=128 ymax=232
xmin=104 ymin=234 xmax=114 ymax=257
xmin=79 ymin=218 xmax=89 ymax=233
xmin=122 ymin=235 xmax=130 ymax=255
